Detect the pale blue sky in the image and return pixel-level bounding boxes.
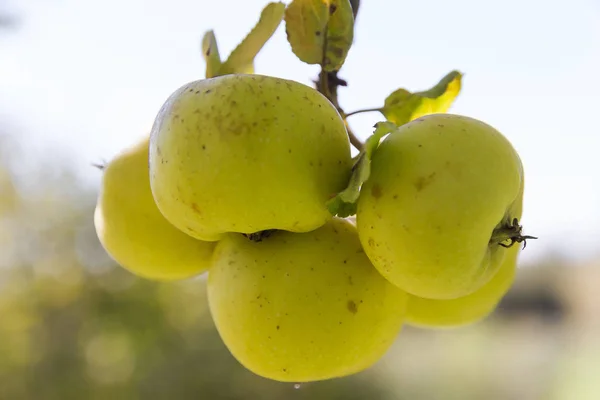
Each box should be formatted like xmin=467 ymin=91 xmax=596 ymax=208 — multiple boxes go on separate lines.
xmin=1 ymin=0 xmax=599 ymax=262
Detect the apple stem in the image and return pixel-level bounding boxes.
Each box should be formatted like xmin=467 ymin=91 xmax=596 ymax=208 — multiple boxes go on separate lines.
xmin=313 ymin=0 xmax=363 ymax=152
xmin=490 ymin=218 xmax=538 ymax=249
xmin=242 ymin=230 xmax=277 ymax=243
xmin=344 ymin=120 xmax=364 ymax=152
xmin=315 ymin=70 xmax=364 ymax=152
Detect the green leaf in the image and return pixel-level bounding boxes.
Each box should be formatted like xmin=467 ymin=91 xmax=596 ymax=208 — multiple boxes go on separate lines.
xmin=327 ymin=121 xmax=397 ymax=217
xmin=381 ymin=70 xmax=463 ymax=126
xmin=323 ymin=0 xmax=354 ymax=71
xmin=284 ymin=0 xmax=354 ymax=71
xmin=219 ymin=2 xmax=285 ymax=75
xmin=284 ymin=0 xmax=328 ymax=65
xmin=201 ymin=30 xmax=222 ymax=78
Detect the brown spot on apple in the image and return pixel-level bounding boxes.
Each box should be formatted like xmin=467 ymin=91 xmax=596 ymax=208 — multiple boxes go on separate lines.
xmin=371 ymin=183 xmax=383 ymax=199
xmin=414 ymin=172 xmax=436 ymax=192
xmin=347 ymin=300 xmax=358 ymax=314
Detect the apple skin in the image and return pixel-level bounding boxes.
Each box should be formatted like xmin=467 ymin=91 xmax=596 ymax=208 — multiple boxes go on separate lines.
xmin=405 ymin=241 xmax=520 ymax=328
xmin=149 ymin=74 xmax=353 ymax=241
xmin=94 ymin=136 xmax=216 ymax=281
xmin=357 ymin=113 xmax=524 ymax=300
xmin=406 ymin=178 xmax=525 ymax=327
xmin=207 ymin=218 xmax=408 ymax=383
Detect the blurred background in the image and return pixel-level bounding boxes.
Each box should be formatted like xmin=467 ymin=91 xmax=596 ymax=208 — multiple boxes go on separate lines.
xmin=1 ymin=0 xmax=599 ymax=399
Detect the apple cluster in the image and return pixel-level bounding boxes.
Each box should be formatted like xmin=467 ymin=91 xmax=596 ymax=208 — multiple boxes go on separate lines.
xmin=94 ymin=73 xmax=530 ymax=383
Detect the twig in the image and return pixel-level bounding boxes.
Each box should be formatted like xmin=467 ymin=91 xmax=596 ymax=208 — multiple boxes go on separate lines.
xmin=343 ymin=120 xmax=364 ymax=152
xmin=345 ymin=107 xmax=382 ymax=118
xmin=312 ymin=1 xmax=365 ymax=152
xmin=316 ymin=70 xmax=364 ymax=152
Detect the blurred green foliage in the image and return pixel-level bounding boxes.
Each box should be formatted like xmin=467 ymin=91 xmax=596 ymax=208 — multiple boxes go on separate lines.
xmin=0 ymin=267 xmax=393 ymax=399
xmin=1 ymin=132 xmax=599 ymax=400
xmin=0 ymin=136 xmax=392 ymax=399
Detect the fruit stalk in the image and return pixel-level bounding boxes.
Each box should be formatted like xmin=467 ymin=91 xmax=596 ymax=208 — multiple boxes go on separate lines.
xmin=313 ymin=0 xmax=364 ymax=153
xmin=316 ymin=69 xmax=364 ymax=152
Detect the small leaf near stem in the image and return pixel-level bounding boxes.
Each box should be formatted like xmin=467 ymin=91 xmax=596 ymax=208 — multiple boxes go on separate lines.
xmin=345 ymin=71 xmax=463 ymax=125
xmin=220 ymin=2 xmax=285 ymax=75
xmin=326 ymin=121 xmax=397 ymax=217
xmin=201 ymin=30 xmax=222 ymax=78
xmin=286 ymin=0 xmax=361 ymax=150
xmin=321 ymin=0 xmax=354 ymax=72
xmin=202 ymin=2 xmax=284 ymax=78
xmin=382 ymin=70 xmax=463 ymax=125
xmin=284 ymin=0 xmax=354 ymax=71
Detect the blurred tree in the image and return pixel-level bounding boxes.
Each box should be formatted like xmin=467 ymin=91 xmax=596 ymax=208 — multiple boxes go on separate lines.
xmin=0 ymin=145 xmax=392 ymax=399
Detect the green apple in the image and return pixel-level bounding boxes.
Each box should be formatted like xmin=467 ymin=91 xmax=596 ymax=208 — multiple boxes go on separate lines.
xmin=94 ymin=137 xmax=216 ymax=281
xmin=406 ymin=243 xmax=519 ymax=328
xmin=406 ymin=179 xmax=525 ymax=327
xmin=207 ymin=218 xmax=408 ymax=382
xmin=149 ymin=74 xmax=352 ymax=241
xmin=357 ymin=113 xmax=527 ymax=299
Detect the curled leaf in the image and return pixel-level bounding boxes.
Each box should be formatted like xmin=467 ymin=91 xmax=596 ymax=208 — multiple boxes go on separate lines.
xmin=323 ymin=0 xmax=354 ymax=71
xmin=220 ymin=2 xmax=286 ymax=75
xmin=382 ymin=70 xmax=463 ymax=126
xmin=284 ymin=0 xmax=328 ymax=65
xmin=201 ymin=30 xmax=222 ymax=78
xmin=284 ymin=0 xmax=354 ymax=71
xmin=327 ymin=121 xmax=397 ymax=217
